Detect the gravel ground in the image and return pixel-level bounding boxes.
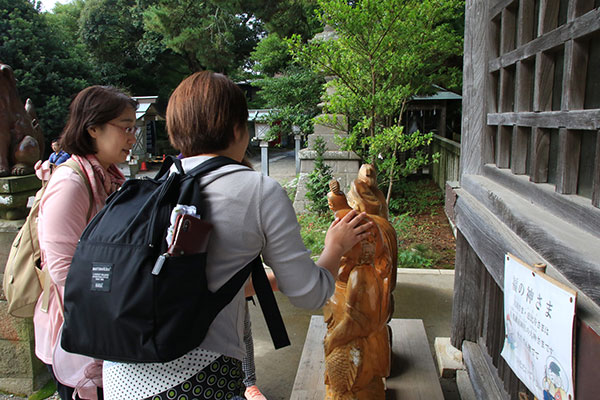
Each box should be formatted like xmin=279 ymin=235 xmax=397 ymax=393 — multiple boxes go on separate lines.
xmin=0 ymin=391 xmax=59 ymax=400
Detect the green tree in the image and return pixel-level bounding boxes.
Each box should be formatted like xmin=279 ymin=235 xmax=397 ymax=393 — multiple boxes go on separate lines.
xmin=292 ymin=0 xmax=463 ymax=202
xmin=250 ymin=32 xmax=324 ymax=141
xmin=305 ymin=136 xmax=333 ymax=213
xmin=254 ymin=0 xmax=321 ymax=41
xmin=143 ymin=0 xmax=263 ymax=74
xmin=250 ymin=33 xmax=291 ymax=77
xmin=76 ymin=0 xmax=188 ymax=106
xmin=0 ymin=0 xmax=95 ymax=140
xmin=254 ymin=65 xmax=324 ymax=139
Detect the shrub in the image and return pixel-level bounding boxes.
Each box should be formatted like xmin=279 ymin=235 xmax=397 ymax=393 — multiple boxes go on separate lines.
xmin=305 ymin=136 xmax=333 ymax=214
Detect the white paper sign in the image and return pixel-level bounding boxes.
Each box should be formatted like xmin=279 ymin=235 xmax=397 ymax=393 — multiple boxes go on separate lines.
xmin=501 ymin=254 xmax=576 ymax=400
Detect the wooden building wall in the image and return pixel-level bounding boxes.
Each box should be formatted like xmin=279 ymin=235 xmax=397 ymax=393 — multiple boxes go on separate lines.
xmin=452 ymin=1 xmax=600 ymax=398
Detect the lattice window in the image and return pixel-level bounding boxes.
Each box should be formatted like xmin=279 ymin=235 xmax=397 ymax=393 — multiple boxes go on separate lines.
xmin=486 ymin=0 xmax=600 ymax=207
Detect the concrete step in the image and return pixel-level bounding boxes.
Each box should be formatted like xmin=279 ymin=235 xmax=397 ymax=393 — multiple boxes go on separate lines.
xmin=290 ymin=316 xmax=444 ymax=400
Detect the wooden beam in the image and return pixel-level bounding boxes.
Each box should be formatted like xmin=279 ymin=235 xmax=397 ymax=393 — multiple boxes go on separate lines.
xmin=487 ymin=109 xmax=600 ymax=130
xmin=490 ymin=0 xmax=517 ymax=20
xmin=462 ymin=341 xmax=510 ymax=400
xmin=499 ymin=67 xmax=515 ymax=112
xmin=511 ymin=126 xmax=529 ymax=174
xmin=568 ymin=0 xmax=596 ymax=21
xmin=593 ymin=131 xmax=600 ymax=208
xmin=497 ymin=126 xmax=512 ymax=168
xmin=290 ymin=317 xmax=445 ymax=400
xmin=501 ymin=7 xmax=517 ymax=55
xmin=515 ymin=60 xmax=534 ymax=112
xmin=556 ymin=129 xmax=582 ymax=194
xmin=537 ymin=0 xmax=559 ymax=36
xmin=530 ymin=127 xmax=550 ymax=182
xmin=461 ymin=0 xmax=492 ymax=176
xmin=517 ymin=0 xmax=535 ymax=46
xmin=561 ymin=39 xmax=589 ymax=110
xmin=485 ymin=277 xmax=503 ymax=368
xmin=482 ymin=165 xmax=600 ymax=238
xmin=489 ymin=8 xmax=600 ymax=72
xmin=533 ymin=51 xmax=555 ymax=112
xmin=460 ymin=173 xmax=600 ymax=306
xmin=387 ymin=319 xmax=445 ymax=399
xmin=451 ymin=231 xmax=485 ymax=348
xmin=455 ymin=179 xmax=600 ymax=331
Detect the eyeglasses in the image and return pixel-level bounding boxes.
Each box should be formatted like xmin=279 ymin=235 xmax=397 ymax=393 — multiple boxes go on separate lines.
xmin=107 ymin=122 xmax=141 ymax=136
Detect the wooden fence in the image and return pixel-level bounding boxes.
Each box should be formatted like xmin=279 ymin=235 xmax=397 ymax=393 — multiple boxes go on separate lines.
xmin=431 ymin=134 xmax=461 ymax=190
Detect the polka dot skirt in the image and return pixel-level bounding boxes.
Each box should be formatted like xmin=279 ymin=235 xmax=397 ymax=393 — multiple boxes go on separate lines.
xmin=145 ymin=356 xmax=245 ymax=400
xmin=104 ymin=348 xmax=241 ymax=399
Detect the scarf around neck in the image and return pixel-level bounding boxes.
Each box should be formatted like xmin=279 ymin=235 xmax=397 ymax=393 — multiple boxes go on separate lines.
xmin=70 ymin=154 xmax=126 ymax=213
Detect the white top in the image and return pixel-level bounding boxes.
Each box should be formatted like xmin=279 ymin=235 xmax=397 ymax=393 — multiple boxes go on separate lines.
xmin=103 ymin=155 xmax=335 ymax=399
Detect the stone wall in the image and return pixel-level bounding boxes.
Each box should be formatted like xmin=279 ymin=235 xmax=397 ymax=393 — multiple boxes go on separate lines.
xmin=0 ymin=220 xmax=49 ymax=396
xmin=293 ymin=115 xmax=360 ymax=213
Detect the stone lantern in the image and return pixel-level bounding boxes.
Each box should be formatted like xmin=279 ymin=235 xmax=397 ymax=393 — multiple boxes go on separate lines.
xmin=255 ymin=121 xmax=271 ymax=176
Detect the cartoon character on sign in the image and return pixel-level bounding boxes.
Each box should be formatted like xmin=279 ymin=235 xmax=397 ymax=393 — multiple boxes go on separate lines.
xmin=542 ymin=358 xmax=567 ymax=400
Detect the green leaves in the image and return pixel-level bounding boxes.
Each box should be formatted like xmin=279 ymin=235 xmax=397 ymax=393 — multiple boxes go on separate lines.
xmin=250 ymin=33 xmax=292 ymax=77
xmin=0 ymin=0 xmax=95 ymax=139
xmin=143 ymin=0 xmax=262 ymax=73
xmin=305 ymin=136 xmax=333 ymax=214
xmin=292 ymin=0 xmax=463 ymax=201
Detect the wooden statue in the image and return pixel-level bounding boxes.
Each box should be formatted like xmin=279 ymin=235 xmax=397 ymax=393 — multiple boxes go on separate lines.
xmin=323 ymin=164 xmax=397 ymax=399
xmin=0 ymin=63 xmax=45 ymax=176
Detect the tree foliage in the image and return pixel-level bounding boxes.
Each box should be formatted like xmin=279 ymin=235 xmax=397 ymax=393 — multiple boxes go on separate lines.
xmin=250 ymin=27 xmax=325 ymax=142
xmin=250 ymin=33 xmax=291 ymax=77
xmin=254 ymin=0 xmax=321 ymax=41
xmin=292 ymin=0 xmax=463 ymax=201
xmin=305 ymin=136 xmax=333 ymax=213
xmin=0 ymin=0 xmax=95 ymax=141
xmin=143 ymin=0 xmax=264 ymax=74
xmin=253 ymin=64 xmax=324 ymax=138
xmin=0 ymin=0 xmax=327 ymax=150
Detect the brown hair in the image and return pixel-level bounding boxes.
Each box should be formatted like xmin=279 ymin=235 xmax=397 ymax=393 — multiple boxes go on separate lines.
xmin=166 ymin=71 xmax=248 ymax=157
xmin=60 ymin=86 xmax=138 ymax=156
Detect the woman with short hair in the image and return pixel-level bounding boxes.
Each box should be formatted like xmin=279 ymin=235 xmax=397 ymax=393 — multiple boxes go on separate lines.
xmin=102 ymin=71 xmax=371 ymax=400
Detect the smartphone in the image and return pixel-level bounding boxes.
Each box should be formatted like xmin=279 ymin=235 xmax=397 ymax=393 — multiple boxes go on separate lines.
xmin=167 ymin=214 xmax=213 ymax=256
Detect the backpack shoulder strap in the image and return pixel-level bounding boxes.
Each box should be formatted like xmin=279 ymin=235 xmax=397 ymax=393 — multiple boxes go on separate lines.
xmin=249 ymin=258 xmax=291 ymax=349
xmin=211 ymin=256 xmax=290 ymax=350
xmin=177 ymin=156 xmax=243 ymax=205
xmin=60 ymin=159 xmax=94 ymax=221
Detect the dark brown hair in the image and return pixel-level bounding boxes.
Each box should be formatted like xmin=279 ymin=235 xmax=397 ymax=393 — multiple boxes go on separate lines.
xmin=167 ymin=71 xmax=248 ymax=157
xmin=60 ymin=86 xmax=138 ymax=156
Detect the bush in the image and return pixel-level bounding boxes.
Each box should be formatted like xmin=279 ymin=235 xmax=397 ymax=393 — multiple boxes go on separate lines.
xmin=305 ymin=136 xmax=333 ymax=214
xmin=387 ymin=178 xmax=444 ymax=215
xmin=297 ymin=212 xmax=332 ymax=259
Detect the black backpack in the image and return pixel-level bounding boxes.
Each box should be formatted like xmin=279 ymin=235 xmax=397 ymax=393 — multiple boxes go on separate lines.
xmin=61 ymin=156 xmax=289 ymax=363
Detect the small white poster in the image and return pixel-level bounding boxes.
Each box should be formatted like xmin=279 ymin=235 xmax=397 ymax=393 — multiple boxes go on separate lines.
xmin=501 ymin=254 xmax=576 ymax=400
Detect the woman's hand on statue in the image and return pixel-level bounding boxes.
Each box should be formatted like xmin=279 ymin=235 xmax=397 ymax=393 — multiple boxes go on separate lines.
xmin=318 ymin=210 xmax=373 ymax=279
xmin=326 ymin=210 xmax=372 ymax=255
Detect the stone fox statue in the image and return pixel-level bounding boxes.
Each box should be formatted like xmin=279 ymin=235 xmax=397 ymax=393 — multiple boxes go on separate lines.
xmin=0 ymin=63 xmax=44 ymax=176
xmin=323 ymin=164 xmax=397 ymax=400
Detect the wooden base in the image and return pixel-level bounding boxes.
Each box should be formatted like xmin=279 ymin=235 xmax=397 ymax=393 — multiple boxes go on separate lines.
xmin=290 ymin=316 xmax=444 ymax=400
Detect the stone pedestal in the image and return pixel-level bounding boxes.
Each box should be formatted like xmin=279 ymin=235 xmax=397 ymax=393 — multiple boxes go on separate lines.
xmin=0 ymin=174 xmax=42 ymax=220
xmin=0 ymin=219 xmax=50 ymax=396
xmin=293 ymin=115 xmax=360 ymax=213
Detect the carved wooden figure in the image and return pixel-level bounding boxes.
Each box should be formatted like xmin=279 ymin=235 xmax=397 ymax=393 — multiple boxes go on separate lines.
xmin=323 ymin=164 xmax=397 ymax=399
xmin=0 ymin=63 xmax=45 ymax=176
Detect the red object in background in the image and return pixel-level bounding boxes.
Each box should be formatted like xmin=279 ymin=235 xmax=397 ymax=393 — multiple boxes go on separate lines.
xmin=140 ymin=161 xmax=148 ymax=171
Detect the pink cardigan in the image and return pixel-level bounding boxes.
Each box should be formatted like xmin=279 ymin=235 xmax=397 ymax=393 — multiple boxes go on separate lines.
xmin=33 ymin=155 xmax=124 ymax=399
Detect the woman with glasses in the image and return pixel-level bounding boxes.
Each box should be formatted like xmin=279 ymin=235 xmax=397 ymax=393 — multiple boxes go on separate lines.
xmin=33 ymin=86 xmax=138 ymax=400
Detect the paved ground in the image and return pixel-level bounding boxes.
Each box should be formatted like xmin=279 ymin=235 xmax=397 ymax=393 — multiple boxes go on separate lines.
xmin=3 ymin=149 xmax=458 ymax=400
